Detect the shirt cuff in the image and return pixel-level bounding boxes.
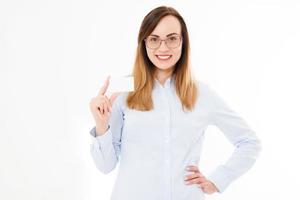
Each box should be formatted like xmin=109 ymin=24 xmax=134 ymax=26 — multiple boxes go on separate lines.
xmin=89 ymin=126 xmax=112 ymax=147
xmin=207 ymin=165 xmax=233 ymax=193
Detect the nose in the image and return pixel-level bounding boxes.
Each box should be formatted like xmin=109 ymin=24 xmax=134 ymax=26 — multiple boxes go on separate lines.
xmin=158 ymin=40 xmax=169 ymax=52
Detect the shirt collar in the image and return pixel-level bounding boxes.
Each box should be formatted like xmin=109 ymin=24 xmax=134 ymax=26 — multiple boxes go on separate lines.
xmin=154 ymin=74 xmax=175 ymax=89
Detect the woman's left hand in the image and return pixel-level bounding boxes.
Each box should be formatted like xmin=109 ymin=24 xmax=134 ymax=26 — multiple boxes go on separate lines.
xmin=184 ymin=165 xmax=219 ymax=194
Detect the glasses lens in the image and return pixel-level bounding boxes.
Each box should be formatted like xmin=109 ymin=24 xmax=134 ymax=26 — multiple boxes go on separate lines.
xmin=146 ymin=36 xmax=160 ymax=49
xmin=166 ymin=36 xmax=181 ymax=48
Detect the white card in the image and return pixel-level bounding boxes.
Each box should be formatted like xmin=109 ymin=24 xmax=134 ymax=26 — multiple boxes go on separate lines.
xmin=106 ymin=75 xmax=134 ymax=93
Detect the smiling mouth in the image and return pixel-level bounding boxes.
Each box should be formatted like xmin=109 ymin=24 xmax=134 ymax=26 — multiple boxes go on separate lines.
xmin=156 ymin=55 xmax=172 ymax=60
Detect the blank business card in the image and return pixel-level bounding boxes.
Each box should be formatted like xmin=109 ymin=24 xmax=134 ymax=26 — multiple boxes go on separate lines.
xmin=107 ymin=75 xmax=134 ymax=93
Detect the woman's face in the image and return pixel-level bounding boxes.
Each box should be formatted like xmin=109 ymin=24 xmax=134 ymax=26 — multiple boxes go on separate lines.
xmin=145 ymin=15 xmax=182 ymax=72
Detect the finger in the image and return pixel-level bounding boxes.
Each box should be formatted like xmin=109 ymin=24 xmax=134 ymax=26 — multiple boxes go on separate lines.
xmin=185 ymin=176 xmax=206 ymax=184
xmin=195 ymin=177 xmax=207 ymax=183
xmin=98 ymin=75 xmax=111 ymax=96
xmin=99 ymin=104 xmax=104 ymax=115
xmin=105 ymin=108 xmax=111 ymax=117
xmin=97 ymin=97 xmax=108 ymax=114
xmin=186 ymin=166 xmax=203 ymax=175
xmin=185 ymin=177 xmax=207 ymax=185
xmin=186 ymin=165 xmax=199 ymax=172
xmin=184 ymin=173 xmax=204 ymax=181
xmin=104 ymin=97 xmax=112 ymax=109
xmin=103 ymin=102 xmax=109 ymax=114
xmin=103 ymin=98 xmax=112 ymax=114
xmin=185 ymin=172 xmax=205 ymax=180
xmin=109 ymin=92 xmax=121 ymax=104
xmin=95 ymin=98 xmax=103 ymax=114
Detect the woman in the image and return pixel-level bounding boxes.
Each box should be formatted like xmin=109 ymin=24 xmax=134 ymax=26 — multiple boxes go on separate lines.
xmin=89 ymin=6 xmax=261 ymax=200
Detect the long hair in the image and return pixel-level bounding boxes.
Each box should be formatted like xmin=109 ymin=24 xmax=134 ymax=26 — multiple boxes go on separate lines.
xmin=126 ymin=6 xmax=199 ymax=112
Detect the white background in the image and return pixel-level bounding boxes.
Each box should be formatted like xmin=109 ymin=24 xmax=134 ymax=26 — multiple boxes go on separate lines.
xmin=1 ymin=0 xmax=299 ymax=199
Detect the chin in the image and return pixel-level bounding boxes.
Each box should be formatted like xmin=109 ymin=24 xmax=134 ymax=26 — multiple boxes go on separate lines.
xmin=153 ymin=61 xmax=176 ymax=69
xmin=155 ymin=64 xmax=174 ymax=71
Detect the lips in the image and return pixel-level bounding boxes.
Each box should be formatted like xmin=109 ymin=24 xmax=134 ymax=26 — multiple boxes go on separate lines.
xmin=156 ymin=55 xmax=172 ymax=60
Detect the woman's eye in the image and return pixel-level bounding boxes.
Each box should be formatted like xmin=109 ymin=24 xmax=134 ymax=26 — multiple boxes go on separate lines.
xmin=169 ymin=36 xmax=177 ymax=41
xmin=150 ymin=38 xmax=158 ymax=42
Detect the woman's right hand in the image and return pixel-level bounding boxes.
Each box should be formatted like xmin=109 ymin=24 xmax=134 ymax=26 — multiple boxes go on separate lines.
xmin=89 ymin=76 xmax=120 ymax=135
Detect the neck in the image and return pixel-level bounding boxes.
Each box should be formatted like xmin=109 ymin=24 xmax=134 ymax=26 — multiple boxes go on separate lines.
xmin=154 ymin=68 xmax=174 ymax=85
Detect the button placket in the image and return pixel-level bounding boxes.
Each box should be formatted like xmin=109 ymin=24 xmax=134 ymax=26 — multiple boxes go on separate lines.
xmin=160 ymin=86 xmax=172 ymax=200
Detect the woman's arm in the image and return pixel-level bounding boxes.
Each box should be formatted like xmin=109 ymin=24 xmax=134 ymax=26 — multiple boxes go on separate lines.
xmin=89 ymin=94 xmax=124 ymax=174
xmin=206 ymin=84 xmax=262 ymax=193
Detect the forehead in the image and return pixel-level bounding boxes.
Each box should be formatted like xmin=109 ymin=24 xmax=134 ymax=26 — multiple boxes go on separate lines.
xmin=150 ymin=15 xmax=181 ymax=37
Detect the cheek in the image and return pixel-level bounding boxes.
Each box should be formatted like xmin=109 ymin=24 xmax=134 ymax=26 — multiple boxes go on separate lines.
xmin=172 ymin=48 xmax=182 ymax=63
xmin=146 ymin=48 xmax=156 ymax=61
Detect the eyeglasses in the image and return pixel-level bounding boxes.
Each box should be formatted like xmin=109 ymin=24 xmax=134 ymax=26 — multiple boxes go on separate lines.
xmin=144 ymin=34 xmax=182 ymax=49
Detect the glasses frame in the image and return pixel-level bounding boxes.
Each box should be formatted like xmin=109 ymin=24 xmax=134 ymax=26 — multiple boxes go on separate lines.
xmin=144 ymin=34 xmax=182 ymax=49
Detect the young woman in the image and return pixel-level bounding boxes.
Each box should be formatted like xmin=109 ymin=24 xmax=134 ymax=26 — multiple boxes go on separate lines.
xmin=89 ymin=6 xmax=261 ymax=200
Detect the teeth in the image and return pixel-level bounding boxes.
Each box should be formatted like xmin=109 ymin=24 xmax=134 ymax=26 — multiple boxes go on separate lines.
xmin=157 ymin=55 xmax=171 ymax=60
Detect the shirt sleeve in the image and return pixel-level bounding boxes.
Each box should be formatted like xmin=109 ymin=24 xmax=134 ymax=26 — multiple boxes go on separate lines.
xmin=89 ymin=94 xmax=124 ymax=174
xmin=205 ymin=85 xmax=262 ymax=193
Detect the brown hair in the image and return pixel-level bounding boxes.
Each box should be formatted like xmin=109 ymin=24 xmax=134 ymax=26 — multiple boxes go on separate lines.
xmin=126 ymin=6 xmax=198 ymax=112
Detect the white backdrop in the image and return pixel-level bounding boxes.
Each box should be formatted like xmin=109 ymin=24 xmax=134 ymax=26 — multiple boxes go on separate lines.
xmin=1 ymin=0 xmax=299 ymax=200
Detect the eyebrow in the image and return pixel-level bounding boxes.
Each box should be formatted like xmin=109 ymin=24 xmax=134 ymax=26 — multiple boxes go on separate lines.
xmin=150 ymin=33 xmax=180 ymax=37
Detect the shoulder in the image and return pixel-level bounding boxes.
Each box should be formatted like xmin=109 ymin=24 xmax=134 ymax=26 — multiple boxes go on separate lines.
xmin=113 ymin=91 xmax=129 ymax=110
xmin=195 ymin=79 xmax=216 ymax=97
xmin=194 ymin=79 xmax=223 ymax=108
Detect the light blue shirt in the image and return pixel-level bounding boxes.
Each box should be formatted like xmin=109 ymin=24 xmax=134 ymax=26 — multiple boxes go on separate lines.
xmin=89 ymin=76 xmax=262 ymax=200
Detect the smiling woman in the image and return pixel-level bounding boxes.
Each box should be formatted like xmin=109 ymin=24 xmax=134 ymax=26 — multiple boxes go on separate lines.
xmin=89 ymin=5 xmax=262 ymax=200
xmin=126 ymin=6 xmax=198 ymax=112
xmin=144 ymin=16 xmax=183 ymax=69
